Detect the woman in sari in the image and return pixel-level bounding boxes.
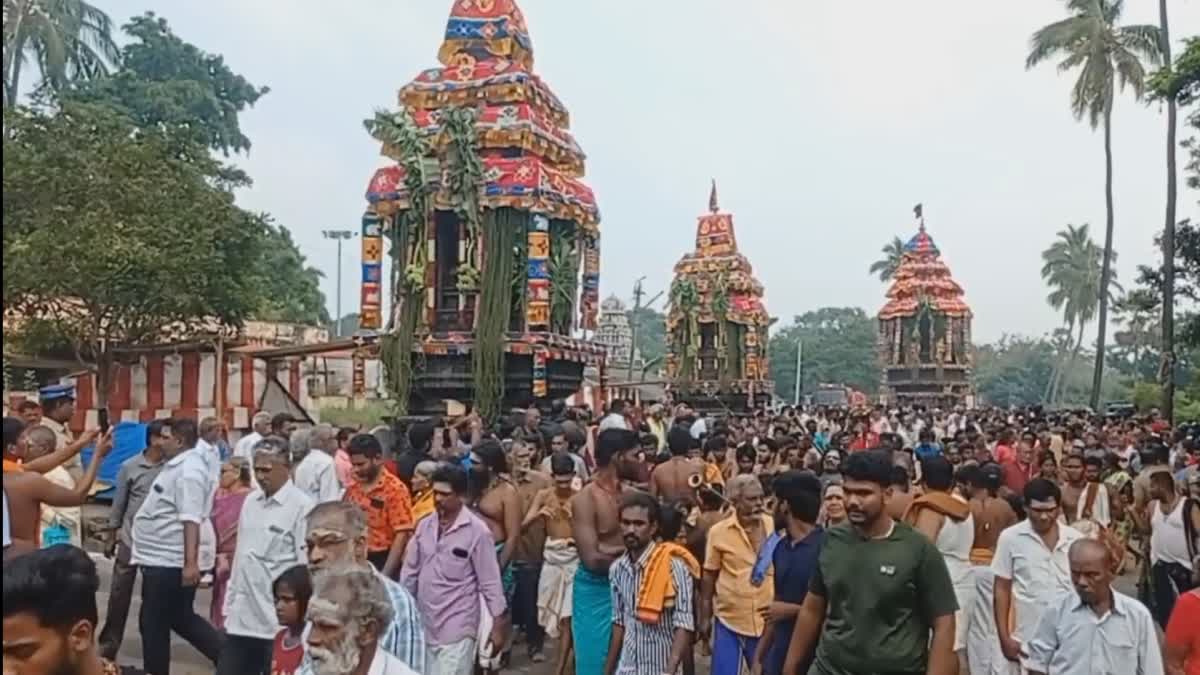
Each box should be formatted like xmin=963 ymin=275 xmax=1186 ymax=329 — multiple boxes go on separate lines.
xmin=210 ymin=456 xmax=252 ymax=629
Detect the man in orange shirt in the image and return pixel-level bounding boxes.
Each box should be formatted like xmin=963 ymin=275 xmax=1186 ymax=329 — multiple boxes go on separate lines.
xmin=342 ymin=433 xmax=414 ymax=579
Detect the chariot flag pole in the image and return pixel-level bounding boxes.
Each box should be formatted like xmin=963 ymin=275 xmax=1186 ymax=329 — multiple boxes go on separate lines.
xmin=913 ymin=203 xmax=924 ymax=230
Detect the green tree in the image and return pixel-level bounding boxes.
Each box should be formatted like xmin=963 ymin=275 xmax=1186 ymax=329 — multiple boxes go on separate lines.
xmin=2 ymin=0 xmax=120 ymax=107
xmin=628 ymin=306 xmax=667 ymax=375
xmin=974 ymin=336 xmax=1059 ymax=407
xmin=1041 ymin=224 xmax=1118 ymax=405
xmin=63 ymin=12 xmax=268 ymax=165
xmin=768 ymin=307 xmax=877 ymax=401
xmin=1110 ymin=288 xmax=1161 ymax=381
xmin=2 ymin=102 xmax=265 ymax=405
xmin=248 ymin=221 xmax=330 ymax=325
xmin=1149 ymin=37 xmax=1199 ymax=193
xmin=868 ymin=236 xmax=906 ymax=282
xmin=1027 ymin=0 xmax=1162 ymax=410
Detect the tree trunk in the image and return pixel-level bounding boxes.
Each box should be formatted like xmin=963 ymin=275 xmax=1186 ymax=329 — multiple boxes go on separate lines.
xmin=1061 ymin=320 xmax=1087 ymax=405
xmin=1160 ymin=0 xmax=1177 ymax=425
xmin=1044 ymin=320 xmax=1072 ymax=404
xmin=1091 ymin=104 xmax=1116 ymax=411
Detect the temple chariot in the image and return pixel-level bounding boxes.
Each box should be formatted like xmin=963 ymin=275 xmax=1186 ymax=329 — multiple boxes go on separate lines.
xmin=665 ymin=184 xmax=773 ymax=413
xmin=877 ymin=214 xmax=974 ymax=408
xmin=360 ymin=0 xmax=605 ymax=418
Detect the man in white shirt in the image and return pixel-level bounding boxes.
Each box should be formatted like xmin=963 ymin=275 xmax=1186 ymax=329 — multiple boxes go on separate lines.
xmin=217 ymin=437 xmax=314 ymax=675
xmin=1026 ymin=539 xmax=1162 ymax=675
xmin=992 ymin=478 xmax=1083 ymax=673
xmin=23 ymin=426 xmax=82 ymax=545
xmin=598 ymin=399 xmax=631 ymax=432
xmin=294 ymin=423 xmax=343 ymax=503
xmin=234 ymin=411 xmax=272 ymax=488
xmin=306 ymin=565 xmax=419 ymax=675
xmin=129 ymin=417 xmax=223 ymax=674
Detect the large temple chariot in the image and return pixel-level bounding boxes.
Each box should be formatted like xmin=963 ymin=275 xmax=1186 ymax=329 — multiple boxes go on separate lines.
xmin=877 ymin=213 xmax=975 ymax=408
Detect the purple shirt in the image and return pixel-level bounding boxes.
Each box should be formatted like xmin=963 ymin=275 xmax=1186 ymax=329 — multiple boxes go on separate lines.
xmin=399 ymin=506 xmax=506 ymax=645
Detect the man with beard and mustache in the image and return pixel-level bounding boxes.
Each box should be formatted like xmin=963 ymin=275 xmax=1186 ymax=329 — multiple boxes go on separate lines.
xmin=302 ymin=503 xmax=426 ymax=675
xmin=401 ymin=463 xmax=508 ymax=675
xmin=700 ymin=474 xmax=774 ymax=675
xmin=604 ymin=491 xmax=695 ymax=675
xmin=3 ymin=544 xmax=147 ymax=674
xmin=783 ymin=450 xmax=958 ymax=675
xmin=571 ymin=428 xmax=641 ymax=675
xmin=343 ymin=434 xmax=414 ymax=578
xmin=306 ymin=566 xmax=419 ymax=675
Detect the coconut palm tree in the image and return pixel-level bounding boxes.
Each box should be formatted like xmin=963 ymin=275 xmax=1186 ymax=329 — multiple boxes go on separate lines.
xmin=1041 ymin=224 xmax=1121 ymax=405
xmin=868 ymin=236 xmax=906 ymax=282
xmin=3 ymin=0 xmax=120 ymax=107
xmin=1156 ymin=0 xmax=1177 ymax=422
xmin=1027 ymin=0 xmax=1161 ymax=410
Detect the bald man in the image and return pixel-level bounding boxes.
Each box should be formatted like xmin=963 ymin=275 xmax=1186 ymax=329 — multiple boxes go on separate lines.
xmin=1025 ymin=539 xmax=1161 ymax=675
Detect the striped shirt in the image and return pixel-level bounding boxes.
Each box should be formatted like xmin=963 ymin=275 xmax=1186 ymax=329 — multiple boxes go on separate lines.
xmin=298 ymin=568 xmax=426 ymax=675
xmin=610 ymin=543 xmax=695 ymax=675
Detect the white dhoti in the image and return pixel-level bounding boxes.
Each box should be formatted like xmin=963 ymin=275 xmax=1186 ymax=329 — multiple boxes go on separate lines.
xmin=430 ymin=638 xmax=476 ymax=675
xmin=965 ymin=564 xmax=1019 ymax=675
xmin=537 ymin=538 xmax=579 ymax=637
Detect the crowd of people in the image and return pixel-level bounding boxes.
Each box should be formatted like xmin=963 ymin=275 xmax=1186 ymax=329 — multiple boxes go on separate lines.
xmin=3 ymin=384 xmax=1200 ymax=675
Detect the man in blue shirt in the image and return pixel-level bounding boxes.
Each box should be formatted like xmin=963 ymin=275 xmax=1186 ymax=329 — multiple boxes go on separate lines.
xmin=751 ymin=470 xmax=825 ymax=675
xmin=913 ymin=429 xmax=942 ymax=464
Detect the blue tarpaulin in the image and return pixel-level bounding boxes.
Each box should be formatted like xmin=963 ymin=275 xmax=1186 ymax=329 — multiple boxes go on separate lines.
xmin=80 ymin=421 xmax=147 ymax=501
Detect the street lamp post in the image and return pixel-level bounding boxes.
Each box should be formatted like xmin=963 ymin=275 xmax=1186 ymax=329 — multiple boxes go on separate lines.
xmin=323 ymin=230 xmax=357 ymax=337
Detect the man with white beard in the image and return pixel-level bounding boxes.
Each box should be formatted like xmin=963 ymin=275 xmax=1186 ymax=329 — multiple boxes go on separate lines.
xmin=306 ymin=566 xmax=419 ymax=675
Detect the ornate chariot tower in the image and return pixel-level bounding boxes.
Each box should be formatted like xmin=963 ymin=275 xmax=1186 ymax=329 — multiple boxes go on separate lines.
xmin=877 ymin=214 xmax=974 ymax=408
xmin=361 ymin=0 xmax=604 ymax=418
xmin=666 ymin=183 xmax=772 ymax=412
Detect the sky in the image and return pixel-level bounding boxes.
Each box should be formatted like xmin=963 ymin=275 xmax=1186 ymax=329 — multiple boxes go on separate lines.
xmin=96 ymin=0 xmax=1199 ymax=343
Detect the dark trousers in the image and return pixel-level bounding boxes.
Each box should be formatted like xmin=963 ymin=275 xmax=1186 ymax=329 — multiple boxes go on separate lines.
xmin=512 ymin=561 xmax=545 ymax=653
xmin=368 ymin=549 xmax=391 ymax=574
xmin=216 ymin=634 xmax=272 ymax=675
xmin=139 ymin=566 xmax=223 ymax=675
xmin=98 ymin=542 xmax=138 ymax=660
xmin=1152 ymin=560 xmax=1198 ymax=628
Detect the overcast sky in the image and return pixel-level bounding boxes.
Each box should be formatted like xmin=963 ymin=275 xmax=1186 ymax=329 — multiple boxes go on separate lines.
xmin=100 ymin=0 xmax=1199 ymax=342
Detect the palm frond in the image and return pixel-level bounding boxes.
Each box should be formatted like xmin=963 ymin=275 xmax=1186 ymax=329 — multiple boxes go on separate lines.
xmin=1027 ymin=16 xmax=1092 ymax=69
xmin=1116 ymin=24 xmax=1163 ymax=65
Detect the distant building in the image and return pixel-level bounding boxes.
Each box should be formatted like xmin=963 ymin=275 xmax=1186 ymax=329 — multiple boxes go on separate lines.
xmin=594 ymin=296 xmax=641 ymax=373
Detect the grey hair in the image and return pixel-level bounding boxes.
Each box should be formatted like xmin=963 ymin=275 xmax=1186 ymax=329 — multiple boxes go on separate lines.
xmin=253 ymin=435 xmax=292 ymax=466
xmin=24 ymin=425 xmax=57 ymax=452
xmin=414 ymin=460 xmax=439 ymax=479
xmin=726 ymin=474 xmax=760 ymax=501
xmin=312 ymin=423 xmax=336 ymax=444
xmin=252 ymin=411 xmax=273 ymax=428
xmin=310 ymin=565 xmax=394 ymax=632
xmin=289 ymin=427 xmax=312 ymax=460
xmin=307 ymin=501 xmax=368 ymax=538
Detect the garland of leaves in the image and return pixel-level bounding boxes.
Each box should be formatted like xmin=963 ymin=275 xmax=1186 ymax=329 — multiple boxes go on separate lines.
xmin=363 ymin=109 xmax=433 ymax=413
xmin=474 ymin=208 xmax=524 ymax=420
xmin=548 ymin=220 xmax=578 ymax=334
xmin=669 ymin=278 xmax=701 ymax=379
xmin=509 ymin=223 xmax=528 ymax=330
xmin=441 ymin=107 xmax=484 ymax=292
xmin=710 ymin=274 xmax=731 ymax=383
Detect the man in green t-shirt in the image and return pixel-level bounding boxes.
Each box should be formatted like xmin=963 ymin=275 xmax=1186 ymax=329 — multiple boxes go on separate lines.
xmin=782 ymin=450 xmax=958 ymax=675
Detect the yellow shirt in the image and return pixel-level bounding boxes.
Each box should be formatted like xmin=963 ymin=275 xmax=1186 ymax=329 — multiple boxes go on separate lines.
xmin=412 ymin=489 xmax=435 ymax=523
xmin=703 ymin=513 xmax=774 ymax=637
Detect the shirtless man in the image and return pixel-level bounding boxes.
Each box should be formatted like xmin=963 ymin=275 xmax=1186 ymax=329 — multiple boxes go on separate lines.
xmin=650 ymin=427 xmax=703 ymax=505
xmin=962 ymin=463 xmax=1019 ymax=675
xmin=470 ymin=439 xmax=522 ymax=573
xmin=1 ymin=417 xmax=112 ymax=551
xmin=524 ymin=454 xmax=579 ymax=675
xmin=1058 ymin=453 xmax=1086 ymax=525
xmin=571 ymin=428 xmax=641 ymax=675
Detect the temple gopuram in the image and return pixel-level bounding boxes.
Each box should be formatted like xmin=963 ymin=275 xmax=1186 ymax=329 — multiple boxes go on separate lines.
xmin=665 ymin=184 xmax=772 ymax=413
xmin=877 ymin=215 xmax=974 ymax=408
xmin=361 ymin=0 xmax=605 ymax=418
xmin=594 ymin=295 xmax=641 ymax=373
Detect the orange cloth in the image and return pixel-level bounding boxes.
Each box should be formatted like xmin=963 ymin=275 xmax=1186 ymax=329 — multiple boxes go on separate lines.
xmin=703 ymin=462 xmax=725 ymax=486
xmin=3 ymin=459 xmax=24 ymax=474
xmin=635 ymin=542 xmax=700 ymax=624
xmin=903 ymin=491 xmax=970 ymax=524
xmin=969 ymin=547 xmax=995 ymax=565
xmin=343 ymin=470 xmax=414 ymax=553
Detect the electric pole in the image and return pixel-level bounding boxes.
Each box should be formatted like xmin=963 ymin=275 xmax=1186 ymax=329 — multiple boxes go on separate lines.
xmin=627 ymin=277 xmax=663 ymax=382
xmin=323 ymin=230 xmax=357 ymax=337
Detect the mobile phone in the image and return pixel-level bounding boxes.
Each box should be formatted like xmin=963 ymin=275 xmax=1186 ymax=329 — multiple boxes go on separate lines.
xmin=98 ymin=408 xmax=110 ymax=434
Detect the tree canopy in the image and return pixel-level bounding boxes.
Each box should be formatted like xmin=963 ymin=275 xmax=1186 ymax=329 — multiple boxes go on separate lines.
xmin=768 ymin=307 xmax=877 ymax=400
xmin=2 ymin=102 xmax=265 ymax=398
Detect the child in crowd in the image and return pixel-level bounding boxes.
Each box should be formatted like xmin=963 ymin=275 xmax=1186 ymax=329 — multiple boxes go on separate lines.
xmin=271 ymin=564 xmax=312 ymax=675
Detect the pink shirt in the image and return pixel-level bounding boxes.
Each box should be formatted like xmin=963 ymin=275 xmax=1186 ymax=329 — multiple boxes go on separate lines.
xmin=399 ymin=507 xmax=506 ymax=646
xmin=334 ymin=449 xmax=353 ymax=487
